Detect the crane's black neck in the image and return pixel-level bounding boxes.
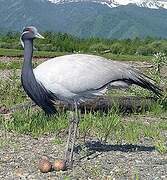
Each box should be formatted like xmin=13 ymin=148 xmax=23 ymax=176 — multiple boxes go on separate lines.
xmin=21 ymin=39 xmax=57 ymax=115
xmin=23 ymin=39 xmax=33 ymax=70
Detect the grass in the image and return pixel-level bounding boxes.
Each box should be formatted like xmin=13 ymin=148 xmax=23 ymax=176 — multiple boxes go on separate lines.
xmin=0 ymin=135 xmax=20 ymax=150
xmin=0 ymin=61 xmax=22 ymax=70
xmin=0 ymin=71 xmax=26 ymax=106
xmin=1 ymin=110 xmax=68 ymax=137
xmin=79 ymin=110 xmax=121 ymax=142
xmin=0 ymin=106 xmax=166 ymax=153
xmin=0 ymin=47 xmax=152 ymax=62
xmin=0 ymin=60 xmax=40 ymax=70
xmin=0 ymin=48 xmax=67 ymax=58
xmin=0 ymin=139 xmax=8 ymax=148
xmin=101 ymin=52 xmax=152 ymax=62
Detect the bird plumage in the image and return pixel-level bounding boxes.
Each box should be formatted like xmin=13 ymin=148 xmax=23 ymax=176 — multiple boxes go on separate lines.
xmin=20 ymin=26 xmax=161 ymax=115
xmin=21 ymin=30 xmax=57 ymax=115
xmin=34 ymin=54 xmax=161 ymax=103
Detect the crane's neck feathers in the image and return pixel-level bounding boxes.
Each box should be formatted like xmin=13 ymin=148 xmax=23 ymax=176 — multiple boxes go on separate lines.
xmin=21 ymin=39 xmax=57 ymax=115
xmin=23 ymin=40 xmax=33 ymax=67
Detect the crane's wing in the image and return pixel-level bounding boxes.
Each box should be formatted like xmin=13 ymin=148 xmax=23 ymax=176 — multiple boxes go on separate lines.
xmin=34 ymin=54 xmax=161 ymax=99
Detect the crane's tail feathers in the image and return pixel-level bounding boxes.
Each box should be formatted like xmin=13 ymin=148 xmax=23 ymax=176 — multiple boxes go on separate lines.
xmin=130 ymin=70 xmax=162 ymax=97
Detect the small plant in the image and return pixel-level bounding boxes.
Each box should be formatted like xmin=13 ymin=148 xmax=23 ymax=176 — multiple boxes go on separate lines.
xmin=143 ymin=125 xmax=160 ymax=139
xmin=123 ymin=122 xmax=142 ymax=144
xmin=132 ymin=170 xmax=140 ymax=180
xmin=79 ymin=112 xmax=94 ymax=142
xmin=154 ymin=138 xmax=167 ymax=154
xmin=51 ymin=138 xmax=63 ymax=145
xmin=95 ymin=110 xmax=121 ymax=142
xmin=148 ymin=101 xmax=164 ymax=116
xmin=152 ymin=52 xmax=167 ymax=75
xmin=151 ymin=52 xmax=167 ymax=92
xmin=150 ymin=52 xmax=167 ymax=112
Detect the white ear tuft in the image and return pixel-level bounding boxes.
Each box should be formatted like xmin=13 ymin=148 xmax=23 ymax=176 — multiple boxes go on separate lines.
xmin=20 ymin=36 xmax=24 ymax=48
xmin=20 ymin=31 xmax=29 ymax=48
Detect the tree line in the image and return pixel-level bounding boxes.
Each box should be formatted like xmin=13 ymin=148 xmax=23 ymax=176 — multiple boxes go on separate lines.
xmin=0 ymin=31 xmax=167 ymax=56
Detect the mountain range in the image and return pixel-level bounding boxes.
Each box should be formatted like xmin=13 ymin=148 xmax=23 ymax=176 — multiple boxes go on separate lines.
xmin=49 ymin=0 xmax=167 ymax=9
xmin=0 ymin=0 xmax=167 ymax=39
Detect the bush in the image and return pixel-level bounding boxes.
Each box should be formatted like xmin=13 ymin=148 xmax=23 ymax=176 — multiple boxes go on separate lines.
xmin=136 ymin=45 xmax=155 ymax=56
xmin=0 ymin=32 xmax=167 ymax=56
xmin=110 ymin=43 xmax=124 ymax=54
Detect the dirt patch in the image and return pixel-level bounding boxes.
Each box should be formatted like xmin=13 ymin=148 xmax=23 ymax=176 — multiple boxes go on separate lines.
xmin=0 ymin=56 xmax=47 ymax=62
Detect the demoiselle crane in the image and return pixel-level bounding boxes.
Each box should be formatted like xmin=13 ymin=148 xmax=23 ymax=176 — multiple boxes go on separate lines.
xmin=20 ymin=26 xmax=161 ymax=167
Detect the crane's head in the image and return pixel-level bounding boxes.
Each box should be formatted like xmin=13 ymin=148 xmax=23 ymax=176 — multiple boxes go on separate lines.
xmin=20 ymin=26 xmax=44 ymax=48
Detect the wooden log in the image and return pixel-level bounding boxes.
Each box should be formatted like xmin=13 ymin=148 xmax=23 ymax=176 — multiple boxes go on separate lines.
xmin=6 ymin=96 xmax=156 ymax=114
xmin=54 ymin=96 xmax=155 ymax=114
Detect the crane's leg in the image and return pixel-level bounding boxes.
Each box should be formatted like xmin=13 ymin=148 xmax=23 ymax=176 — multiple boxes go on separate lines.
xmin=64 ymin=111 xmax=74 ymax=163
xmin=69 ymin=101 xmax=79 ymax=166
xmin=64 ymin=101 xmax=79 ymax=168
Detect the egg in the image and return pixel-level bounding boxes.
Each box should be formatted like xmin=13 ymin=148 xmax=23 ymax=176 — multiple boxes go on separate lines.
xmin=38 ymin=159 xmax=52 ymax=173
xmin=53 ymin=160 xmax=66 ymax=171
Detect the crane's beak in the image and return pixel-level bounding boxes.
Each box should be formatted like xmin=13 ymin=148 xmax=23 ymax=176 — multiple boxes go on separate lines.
xmin=35 ymin=33 xmax=45 ymax=39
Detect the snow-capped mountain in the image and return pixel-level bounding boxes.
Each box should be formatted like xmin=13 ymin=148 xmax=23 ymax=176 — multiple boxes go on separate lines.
xmin=1 ymin=0 xmax=167 ymax=38
xmin=48 ymin=0 xmax=167 ymax=9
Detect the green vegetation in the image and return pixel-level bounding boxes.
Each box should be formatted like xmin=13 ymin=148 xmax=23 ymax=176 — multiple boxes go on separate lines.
xmin=0 ymin=48 xmax=67 ymax=58
xmin=1 ymin=32 xmax=167 ymax=57
xmin=0 ymin=70 xmax=26 ymax=106
xmin=0 ymin=104 xmax=166 ymax=153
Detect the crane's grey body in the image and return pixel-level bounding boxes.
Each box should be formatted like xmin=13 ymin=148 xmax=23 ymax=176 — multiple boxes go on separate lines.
xmin=20 ymin=26 xmax=161 ymax=168
xmin=34 ymin=53 xmax=160 ymax=103
xmin=34 ymin=54 xmax=130 ymax=102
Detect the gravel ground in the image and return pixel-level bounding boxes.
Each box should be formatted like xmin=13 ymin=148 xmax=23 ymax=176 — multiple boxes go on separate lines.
xmin=0 ymin=129 xmax=167 ymax=180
